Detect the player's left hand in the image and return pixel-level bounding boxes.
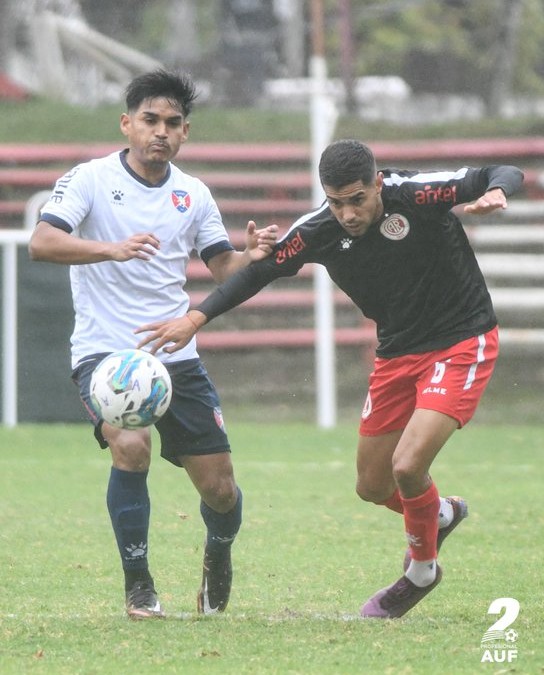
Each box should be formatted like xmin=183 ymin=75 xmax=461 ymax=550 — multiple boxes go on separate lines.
xmin=464 ymin=187 xmax=508 ymax=214
xmin=245 ymin=220 xmax=279 ymax=261
xmin=135 ymin=312 xmax=205 ymax=354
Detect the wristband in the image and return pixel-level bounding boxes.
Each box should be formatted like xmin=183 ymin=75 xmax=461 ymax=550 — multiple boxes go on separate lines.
xmin=185 ymin=313 xmax=200 ymax=331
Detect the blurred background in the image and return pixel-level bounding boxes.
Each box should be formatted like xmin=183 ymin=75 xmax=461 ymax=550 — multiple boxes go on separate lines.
xmin=1 ymin=0 xmax=544 ymax=427
xmin=1 ymin=0 xmax=544 ymax=120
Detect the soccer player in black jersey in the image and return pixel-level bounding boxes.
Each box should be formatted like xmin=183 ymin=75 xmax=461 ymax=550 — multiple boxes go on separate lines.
xmin=136 ymin=139 xmax=524 ymax=619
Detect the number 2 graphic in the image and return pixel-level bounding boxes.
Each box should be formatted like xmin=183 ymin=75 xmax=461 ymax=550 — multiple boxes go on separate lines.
xmin=486 ymin=598 xmax=520 ymax=633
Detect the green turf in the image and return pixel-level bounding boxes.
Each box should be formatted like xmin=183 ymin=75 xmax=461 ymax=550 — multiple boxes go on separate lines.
xmin=0 ymin=423 xmax=541 ymax=674
xmin=1 ymin=97 xmax=544 ymax=144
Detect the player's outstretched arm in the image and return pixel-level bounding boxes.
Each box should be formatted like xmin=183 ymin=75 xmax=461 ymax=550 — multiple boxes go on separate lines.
xmin=135 ymin=254 xmax=277 ymax=354
xmin=136 ymin=228 xmax=285 ymax=354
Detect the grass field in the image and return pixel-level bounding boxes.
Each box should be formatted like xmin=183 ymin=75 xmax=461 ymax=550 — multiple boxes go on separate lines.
xmin=0 ymin=422 xmax=541 ymax=674
xmin=2 ymin=71 xmax=543 ymax=675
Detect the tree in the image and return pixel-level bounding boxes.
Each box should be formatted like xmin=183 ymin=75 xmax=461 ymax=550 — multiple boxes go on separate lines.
xmin=328 ymin=0 xmax=544 ymax=113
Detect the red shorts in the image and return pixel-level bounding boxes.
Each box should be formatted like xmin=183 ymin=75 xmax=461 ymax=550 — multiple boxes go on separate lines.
xmin=359 ymin=327 xmax=499 ymax=436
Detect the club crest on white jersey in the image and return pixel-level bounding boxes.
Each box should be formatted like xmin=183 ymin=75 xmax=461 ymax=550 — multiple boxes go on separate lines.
xmin=172 ymin=190 xmax=191 ymax=213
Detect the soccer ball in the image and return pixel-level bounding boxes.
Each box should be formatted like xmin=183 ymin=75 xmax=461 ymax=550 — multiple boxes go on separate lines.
xmin=90 ymin=349 xmax=172 ymax=429
xmin=504 ymin=629 xmax=518 ymax=643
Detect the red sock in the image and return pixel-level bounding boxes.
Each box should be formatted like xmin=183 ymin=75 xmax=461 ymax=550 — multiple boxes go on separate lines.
xmin=401 ymin=483 xmax=440 ymax=561
xmin=378 ymin=489 xmax=404 ymax=514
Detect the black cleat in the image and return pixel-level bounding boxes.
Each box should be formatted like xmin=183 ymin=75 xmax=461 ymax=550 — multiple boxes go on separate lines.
xmin=125 ymin=579 xmax=164 ymax=620
xmin=197 ymin=547 xmax=232 ymax=615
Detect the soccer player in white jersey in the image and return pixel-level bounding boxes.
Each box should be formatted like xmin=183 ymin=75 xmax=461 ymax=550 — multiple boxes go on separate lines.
xmin=28 ymin=69 xmax=278 ymax=619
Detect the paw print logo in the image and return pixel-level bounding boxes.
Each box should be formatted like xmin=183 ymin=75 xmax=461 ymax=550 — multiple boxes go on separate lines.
xmin=124 ymin=542 xmax=147 ymax=560
xmin=504 ymin=629 xmax=518 ymax=643
xmin=340 ymin=238 xmax=353 ymax=250
xmin=112 ymin=189 xmax=124 ymax=202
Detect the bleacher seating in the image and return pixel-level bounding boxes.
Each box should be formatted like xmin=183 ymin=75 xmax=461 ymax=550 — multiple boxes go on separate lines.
xmin=1 ymin=139 xmax=544 ymax=354
xmin=1 ymin=138 xmax=544 ymax=228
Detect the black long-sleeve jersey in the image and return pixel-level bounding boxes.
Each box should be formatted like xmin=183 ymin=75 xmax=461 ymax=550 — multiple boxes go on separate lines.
xmin=198 ymin=165 xmax=524 ymax=357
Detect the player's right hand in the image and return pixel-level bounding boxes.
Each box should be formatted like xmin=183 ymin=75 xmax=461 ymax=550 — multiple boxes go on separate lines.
xmin=110 ymin=233 xmax=160 ymax=261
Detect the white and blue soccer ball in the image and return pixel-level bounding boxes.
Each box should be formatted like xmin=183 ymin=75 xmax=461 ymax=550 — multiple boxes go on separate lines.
xmin=90 ymin=349 xmax=172 ymax=429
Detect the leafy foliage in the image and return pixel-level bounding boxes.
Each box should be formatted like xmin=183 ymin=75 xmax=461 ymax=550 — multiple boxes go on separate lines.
xmin=65 ymin=0 xmax=544 ymax=100
xmin=327 ymin=0 xmax=544 ymax=97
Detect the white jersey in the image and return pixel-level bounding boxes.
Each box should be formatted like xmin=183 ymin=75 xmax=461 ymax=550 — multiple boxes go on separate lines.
xmin=40 ymin=150 xmax=232 ymax=368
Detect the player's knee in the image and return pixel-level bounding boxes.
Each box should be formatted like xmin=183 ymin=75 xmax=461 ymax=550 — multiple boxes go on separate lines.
xmin=199 ymin=475 xmax=238 ymax=513
xmin=391 ymin=457 xmax=421 ymax=493
xmin=109 ymin=431 xmax=151 ymax=472
xmin=355 ymin=476 xmax=390 ymax=504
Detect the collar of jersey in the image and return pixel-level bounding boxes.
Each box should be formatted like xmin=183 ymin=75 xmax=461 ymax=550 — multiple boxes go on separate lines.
xmin=119 ymin=149 xmax=172 ymax=188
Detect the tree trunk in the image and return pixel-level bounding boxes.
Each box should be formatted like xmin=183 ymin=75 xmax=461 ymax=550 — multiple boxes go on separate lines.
xmin=486 ymin=0 xmax=524 ymax=116
xmin=0 ymin=0 xmax=15 ymax=70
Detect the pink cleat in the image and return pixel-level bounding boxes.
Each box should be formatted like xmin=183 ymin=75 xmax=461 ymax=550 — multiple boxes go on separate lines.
xmin=361 ymin=565 xmax=442 ymax=619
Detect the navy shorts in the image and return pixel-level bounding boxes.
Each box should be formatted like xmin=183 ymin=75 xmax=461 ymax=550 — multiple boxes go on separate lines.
xmin=72 ymin=354 xmax=231 ymax=467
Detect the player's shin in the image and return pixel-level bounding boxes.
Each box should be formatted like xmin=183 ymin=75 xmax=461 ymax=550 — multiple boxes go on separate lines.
xmin=401 ymin=482 xmax=440 ymax=587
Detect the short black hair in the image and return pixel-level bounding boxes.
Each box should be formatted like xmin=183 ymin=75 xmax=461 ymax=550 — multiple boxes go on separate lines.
xmin=125 ymin=69 xmax=197 ymax=118
xmin=319 ymin=140 xmax=377 ymax=188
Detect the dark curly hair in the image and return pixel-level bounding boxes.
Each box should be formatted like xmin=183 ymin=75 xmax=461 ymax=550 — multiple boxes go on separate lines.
xmin=125 ymin=69 xmax=197 ymax=118
xmin=319 ymin=140 xmax=377 ymax=188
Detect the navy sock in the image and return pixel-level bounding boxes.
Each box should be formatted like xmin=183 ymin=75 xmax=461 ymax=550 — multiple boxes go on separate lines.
xmin=106 ymin=467 xmax=151 ymax=584
xmin=200 ymin=486 xmax=242 ymax=557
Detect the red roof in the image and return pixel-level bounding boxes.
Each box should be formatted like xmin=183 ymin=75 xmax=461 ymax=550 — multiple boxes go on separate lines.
xmin=0 ymin=72 xmax=29 ymax=101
